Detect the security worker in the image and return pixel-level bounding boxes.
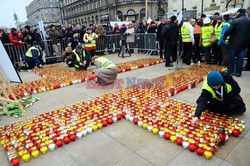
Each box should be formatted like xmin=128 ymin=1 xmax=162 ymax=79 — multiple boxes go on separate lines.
xmin=83 ymin=27 xmax=98 ymax=64
xmin=200 ymin=17 xmax=214 ymax=64
xmin=193 ymin=20 xmax=202 ymax=64
xmin=92 ymin=56 xmax=118 ymax=85
xmin=191 ymin=71 xmax=246 ymax=125
xmin=72 ymin=44 xmax=89 ymax=71
xmin=18 ymin=45 xmax=43 ymax=71
xmin=181 ymin=18 xmax=195 ymax=65
xmin=214 ymin=16 xmax=224 ymax=65
xmin=218 ymin=14 xmax=232 ymax=66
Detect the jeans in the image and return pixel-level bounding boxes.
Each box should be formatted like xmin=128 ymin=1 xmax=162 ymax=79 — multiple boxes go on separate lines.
xmin=245 ymin=48 xmax=250 ymax=69
xmin=203 ymin=47 xmax=212 ymax=64
xmin=228 ymin=48 xmax=246 ymax=75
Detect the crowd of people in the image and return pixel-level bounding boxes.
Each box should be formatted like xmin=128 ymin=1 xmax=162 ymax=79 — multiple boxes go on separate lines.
xmin=1 ymin=7 xmax=250 ymax=76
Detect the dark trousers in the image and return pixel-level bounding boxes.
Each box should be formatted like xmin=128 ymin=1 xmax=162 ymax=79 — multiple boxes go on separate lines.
xmin=159 ymin=40 xmax=165 ymax=59
xmin=86 ymin=50 xmax=96 ymax=59
xmin=182 ymin=42 xmax=193 ymax=65
xmin=213 ymin=42 xmax=223 ymax=65
xmin=228 ymin=48 xmax=246 ymax=75
xmin=165 ymin=43 xmax=175 ymax=65
xmin=207 ymin=95 xmax=246 ymax=115
xmin=171 ymin=43 xmax=177 ymax=62
xmin=193 ymin=35 xmax=201 ymax=62
xmin=204 ymin=47 xmax=212 ymax=64
xmin=221 ymin=44 xmax=229 ymax=66
xmin=244 ymin=48 xmax=250 ymax=70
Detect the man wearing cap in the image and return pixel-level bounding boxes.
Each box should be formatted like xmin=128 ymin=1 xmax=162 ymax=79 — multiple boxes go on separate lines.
xmin=72 ymin=44 xmax=89 ymax=71
xmin=17 ymin=45 xmax=44 ymax=71
xmin=92 ymin=56 xmax=118 ymax=85
xmin=191 ymin=71 xmax=246 ymax=125
xmin=200 ymin=17 xmax=213 ymax=64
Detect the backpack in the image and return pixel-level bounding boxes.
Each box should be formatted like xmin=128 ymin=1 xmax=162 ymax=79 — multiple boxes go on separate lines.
xmin=159 ymin=24 xmax=170 ymax=40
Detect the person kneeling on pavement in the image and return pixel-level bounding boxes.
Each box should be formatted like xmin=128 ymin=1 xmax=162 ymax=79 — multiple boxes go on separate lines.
xmin=72 ymin=44 xmax=90 ymax=71
xmin=18 ymin=45 xmax=43 ymax=71
xmin=92 ymin=56 xmax=118 ymax=85
xmin=191 ymin=71 xmax=246 ymax=125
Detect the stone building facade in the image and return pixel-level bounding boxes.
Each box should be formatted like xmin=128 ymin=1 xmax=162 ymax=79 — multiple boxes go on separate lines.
xmin=167 ymin=0 xmax=245 ymax=18
xmin=26 ymin=0 xmax=62 ymax=27
xmin=61 ymin=0 xmax=168 ymax=26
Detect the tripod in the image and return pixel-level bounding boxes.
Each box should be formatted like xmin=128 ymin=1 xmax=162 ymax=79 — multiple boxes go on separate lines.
xmin=168 ymin=37 xmax=184 ymax=70
xmin=118 ymin=34 xmax=131 ymax=58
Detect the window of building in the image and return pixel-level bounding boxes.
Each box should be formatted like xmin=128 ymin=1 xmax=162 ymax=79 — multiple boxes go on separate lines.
xmin=127 ymin=9 xmax=135 ymax=16
xmin=140 ymin=8 xmax=145 ymax=20
xmin=117 ymin=11 xmax=123 ymax=21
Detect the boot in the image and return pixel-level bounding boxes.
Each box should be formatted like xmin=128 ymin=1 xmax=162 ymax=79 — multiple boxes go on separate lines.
xmin=205 ymin=54 xmax=211 ymax=64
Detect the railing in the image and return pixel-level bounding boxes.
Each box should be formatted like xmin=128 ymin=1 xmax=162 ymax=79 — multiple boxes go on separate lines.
xmin=4 ymin=33 xmax=157 ymax=64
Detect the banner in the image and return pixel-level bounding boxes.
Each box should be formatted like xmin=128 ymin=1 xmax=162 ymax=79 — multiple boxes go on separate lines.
xmin=0 ymin=41 xmax=22 ymax=83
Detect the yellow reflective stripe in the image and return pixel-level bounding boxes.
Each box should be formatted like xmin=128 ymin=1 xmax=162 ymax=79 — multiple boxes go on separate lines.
xmin=73 ymin=49 xmax=86 ymax=68
xmin=215 ymin=23 xmax=224 ymax=40
xmin=201 ymin=26 xmax=213 ymax=47
xmin=202 ymin=78 xmax=232 ymax=100
xmin=26 ymin=47 xmax=40 ymax=58
xmin=96 ymin=57 xmax=116 ymax=69
xmin=181 ymin=25 xmax=191 ymax=42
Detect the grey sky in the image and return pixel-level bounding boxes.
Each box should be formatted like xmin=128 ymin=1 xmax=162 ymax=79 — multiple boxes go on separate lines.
xmin=0 ymin=0 xmax=33 ymax=28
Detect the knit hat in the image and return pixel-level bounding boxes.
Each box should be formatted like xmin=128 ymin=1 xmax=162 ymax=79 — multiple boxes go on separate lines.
xmin=207 ymin=71 xmax=224 ymax=86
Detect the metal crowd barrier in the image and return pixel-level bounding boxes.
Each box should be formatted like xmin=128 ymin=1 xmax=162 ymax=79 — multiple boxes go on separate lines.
xmin=4 ymin=34 xmax=157 ymax=64
xmin=4 ymin=38 xmax=69 ymax=64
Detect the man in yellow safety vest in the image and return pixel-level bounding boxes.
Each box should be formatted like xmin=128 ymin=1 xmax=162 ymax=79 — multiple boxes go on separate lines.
xmin=92 ymin=56 xmax=118 ymax=85
xmin=72 ymin=44 xmax=89 ymax=71
xmin=191 ymin=71 xmax=246 ymax=125
xmin=83 ymin=27 xmax=98 ymax=64
xmin=214 ymin=16 xmax=224 ymax=65
xmin=218 ymin=14 xmax=232 ymax=66
xmin=181 ymin=18 xmax=195 ymax=65
xmin=17 ymin=45 xmax=43 ymax=71
xmin=200 ymin=17 xmax=214 ymax=64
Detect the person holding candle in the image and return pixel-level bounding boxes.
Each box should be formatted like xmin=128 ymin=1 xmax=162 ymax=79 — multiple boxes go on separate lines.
xmin=191 ymin=71 xmax=246 ymax=125
xmin=72 ymin=44 xmax=89 ymax=71
xmin=91 ymin=56 xmax=118 ymax=85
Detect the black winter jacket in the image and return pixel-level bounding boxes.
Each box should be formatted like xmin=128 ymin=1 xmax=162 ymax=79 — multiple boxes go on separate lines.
xmin=224 ymin=14 xmax=250 ymax=50
xmin=195 ymin=72 xmax=241 ymax=117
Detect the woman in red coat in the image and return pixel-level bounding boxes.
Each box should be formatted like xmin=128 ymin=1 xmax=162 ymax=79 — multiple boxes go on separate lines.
xmin=8 ymin=28 xmax=25 ymax=62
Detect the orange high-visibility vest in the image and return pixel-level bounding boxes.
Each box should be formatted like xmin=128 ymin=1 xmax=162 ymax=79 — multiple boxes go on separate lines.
xmin=194 ymin=23 xmax=201 ymax=35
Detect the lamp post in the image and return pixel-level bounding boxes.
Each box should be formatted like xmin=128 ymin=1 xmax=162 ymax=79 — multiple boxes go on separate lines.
xmin=201 ymin=0 xmax=204 ymax=15
xmin=59 ymin=0 xmax=64 ymax=25
xmin=145 ymin=0 xmax=148 ymax=19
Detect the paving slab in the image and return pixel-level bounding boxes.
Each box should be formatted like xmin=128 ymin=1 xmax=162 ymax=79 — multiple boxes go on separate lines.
xmin=116 ymin=126 xmax=157 ymax=151
xmin=219 ymin=160 xmax=236 ymax=166
xmin=0 ymin=149 xmax=9 ymax=166
xmin=215 ymin=136 xmax=241 ymax=159
xmin=74 ymin=139 xmax=132 ymax=166
xmin=24 ymin=148 xmax=79 ymax=166
xmin=136 ymin=137 xmax=184 ymax=166
xmin=114 ymin=153 xmax=154 ymax=166
xmin=225 ymin=138 xmax=250 ymax=166
xmin=167 ymin=150 xmax=223 ymax=166
xmin=63 ymin=130 xmax=113 ymax=158
xmin=102 ymin=120 xmax=136 ymax=138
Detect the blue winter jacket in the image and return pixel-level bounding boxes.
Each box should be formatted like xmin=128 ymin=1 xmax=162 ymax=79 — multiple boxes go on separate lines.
xmin=218 ymin=20 xmax=232 ymax=46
